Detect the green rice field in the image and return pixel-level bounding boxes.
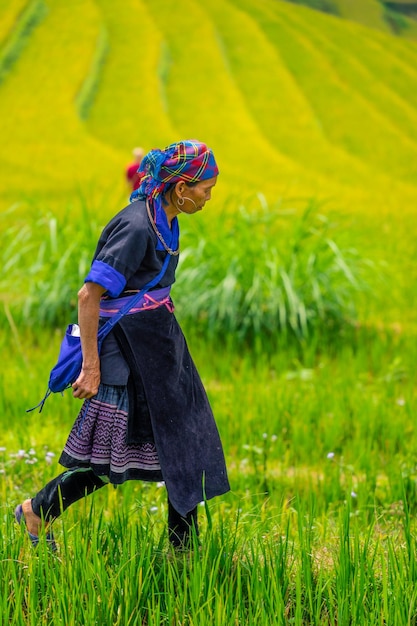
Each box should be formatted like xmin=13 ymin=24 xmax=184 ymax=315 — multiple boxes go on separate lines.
xmin=1 ymin=0 xmax=417 ymax=624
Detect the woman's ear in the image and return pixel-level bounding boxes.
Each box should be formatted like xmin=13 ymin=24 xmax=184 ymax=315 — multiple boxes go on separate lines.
xmin=174 ymin=180 xmax=186 ymax=197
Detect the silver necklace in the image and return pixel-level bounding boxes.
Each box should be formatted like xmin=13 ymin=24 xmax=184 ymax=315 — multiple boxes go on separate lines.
xmin=146 ymin=200 xmax=180 ymax=256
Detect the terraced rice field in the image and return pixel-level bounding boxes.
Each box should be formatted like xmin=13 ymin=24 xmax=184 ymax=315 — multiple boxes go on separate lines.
xmin=1 ymin=0 xmax=417 ymax=215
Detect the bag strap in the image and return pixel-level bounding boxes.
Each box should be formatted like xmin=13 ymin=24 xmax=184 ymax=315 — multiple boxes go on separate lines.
xmin=97 ymin=251 xmax=171 ymax=344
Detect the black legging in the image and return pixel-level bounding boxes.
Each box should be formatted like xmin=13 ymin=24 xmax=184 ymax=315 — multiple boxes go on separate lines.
xmin=31 ymin=467 xmax=198 ymax=548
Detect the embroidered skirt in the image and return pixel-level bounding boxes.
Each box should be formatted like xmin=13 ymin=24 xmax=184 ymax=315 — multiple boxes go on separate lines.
xmin=59 ymin=307 xmax=230 ymax=516
xmin=59 ymin=384 xmax=163 ymax=484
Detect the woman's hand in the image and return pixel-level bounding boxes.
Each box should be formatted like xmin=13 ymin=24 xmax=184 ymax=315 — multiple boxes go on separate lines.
xmin=72 ymin=365 xmax=101 ymax=399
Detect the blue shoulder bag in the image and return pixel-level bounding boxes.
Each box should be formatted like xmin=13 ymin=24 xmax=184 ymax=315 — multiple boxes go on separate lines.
xmin=28 ymin=253 xmax=171 ymax=412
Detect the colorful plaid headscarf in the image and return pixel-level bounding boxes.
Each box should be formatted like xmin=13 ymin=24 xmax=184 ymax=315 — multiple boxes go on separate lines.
xmin=130 ymin=140 xmax=219 ymax=252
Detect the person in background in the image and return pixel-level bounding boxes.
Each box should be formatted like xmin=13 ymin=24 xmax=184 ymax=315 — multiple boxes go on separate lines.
xmin=126 ymin=146 xmax=145 ymax=190
xmin=15 ymin=139 xmax=230 ymax=551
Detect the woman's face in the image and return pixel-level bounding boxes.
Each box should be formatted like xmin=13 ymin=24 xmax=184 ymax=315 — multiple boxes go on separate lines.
xmin=180 ymin=176 xmax=217 ymax=213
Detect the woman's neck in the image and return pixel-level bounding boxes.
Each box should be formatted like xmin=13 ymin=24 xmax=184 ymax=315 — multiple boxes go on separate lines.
xmin=162 ymin=188 xmax=180 ymax=226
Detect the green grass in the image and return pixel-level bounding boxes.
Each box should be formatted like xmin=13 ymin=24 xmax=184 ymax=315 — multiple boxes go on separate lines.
xmin=0 ymin=197 xmax=376 ymax=345
xmin=1 ymin=192 xmax=417 ymax=622
xmin=1 ymin=317 xmax=417 ymax=624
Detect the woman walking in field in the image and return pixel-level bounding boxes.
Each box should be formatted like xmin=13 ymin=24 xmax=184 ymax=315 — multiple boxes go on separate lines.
xmin=15 ymin=139 xmax=230 ymax=550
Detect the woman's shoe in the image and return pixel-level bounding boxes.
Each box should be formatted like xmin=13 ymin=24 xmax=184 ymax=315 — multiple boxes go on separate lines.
xmin=14 ymin=504 xmax=57 ymax=551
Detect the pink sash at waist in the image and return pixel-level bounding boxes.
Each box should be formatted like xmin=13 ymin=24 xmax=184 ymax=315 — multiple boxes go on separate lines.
xmin=100 ymin=286 xmax=174 ymax=317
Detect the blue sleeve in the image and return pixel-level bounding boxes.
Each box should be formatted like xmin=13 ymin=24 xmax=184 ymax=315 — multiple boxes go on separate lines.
xmin=92 ymin=204 xmax=149 ymax=285
xmin=84 ymin=260 xmax=126 ymax=297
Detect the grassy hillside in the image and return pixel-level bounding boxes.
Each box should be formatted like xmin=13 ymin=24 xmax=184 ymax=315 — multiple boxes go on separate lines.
xmin=0 ymin=0 xmax=417 ymax=219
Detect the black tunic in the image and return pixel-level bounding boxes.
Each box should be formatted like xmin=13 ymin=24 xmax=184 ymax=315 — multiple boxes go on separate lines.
xmin=80 ymin=198 xmax=230 ymax=515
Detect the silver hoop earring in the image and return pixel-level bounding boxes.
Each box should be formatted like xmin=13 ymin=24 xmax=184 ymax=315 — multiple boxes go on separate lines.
xmin=183 ymin=196 xmax=197 ymax=209
xmin=177 ymin=197 xmax=185 ymax=206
